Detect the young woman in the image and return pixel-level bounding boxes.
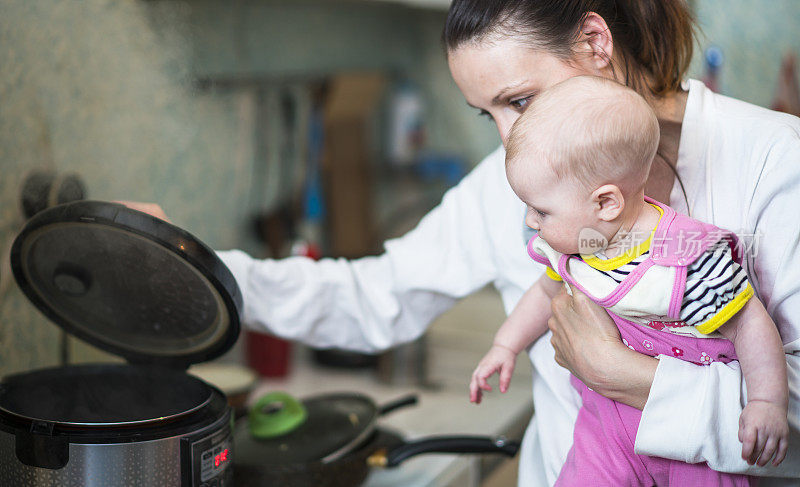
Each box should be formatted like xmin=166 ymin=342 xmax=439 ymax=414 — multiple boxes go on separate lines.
xmin=129 ymin=1 xmax=800 ymax=484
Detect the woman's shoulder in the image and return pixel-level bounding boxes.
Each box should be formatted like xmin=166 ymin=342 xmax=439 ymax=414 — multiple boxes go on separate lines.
xmin=690 ymin=79 xmax=800 ymax=146
xmin=454 ymin=144 xmax=515 ymax=198
xmin=687 ymin=79 xmax=800 ymax=194
xmin=468 ymin=144 xmax=507 ymax=177
xmin=431 ymin=144 xmax=522 ymax=228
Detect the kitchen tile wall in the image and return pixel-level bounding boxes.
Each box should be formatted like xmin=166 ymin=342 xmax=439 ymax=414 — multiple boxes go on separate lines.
xmin=0 ymin=1 xmax=254 ymax=373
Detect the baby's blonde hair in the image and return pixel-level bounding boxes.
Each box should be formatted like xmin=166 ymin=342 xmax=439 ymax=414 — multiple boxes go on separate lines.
xmin=506 ymin=76 xmax=660 ymax=196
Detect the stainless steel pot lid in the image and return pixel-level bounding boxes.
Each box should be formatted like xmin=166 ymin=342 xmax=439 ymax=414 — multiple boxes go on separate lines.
xmin=0 ymin=364 xmax=213 ymax=427
xmin=10 ymin=201 xmax=242 ymax=367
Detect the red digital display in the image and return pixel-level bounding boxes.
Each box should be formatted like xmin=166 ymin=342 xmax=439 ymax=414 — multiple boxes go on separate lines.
xmin=214 ymin=449 xmax=229 ymax=468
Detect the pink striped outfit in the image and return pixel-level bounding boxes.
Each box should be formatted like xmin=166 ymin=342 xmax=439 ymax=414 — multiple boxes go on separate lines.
xmin=527 ymin=198 xmax=754 ymax=486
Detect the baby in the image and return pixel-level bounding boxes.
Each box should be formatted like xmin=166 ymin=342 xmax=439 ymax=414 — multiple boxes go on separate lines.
xmin=470 ymin=76 xmax=788 ymax=485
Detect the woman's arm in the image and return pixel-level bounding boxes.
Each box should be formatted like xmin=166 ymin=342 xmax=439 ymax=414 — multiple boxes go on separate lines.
xmin=548 ymin=217 xmax=800 ymax=476
xmin=637 ymin=134 xmax=800 ymax=476
xmin=219 ymin=147 xmax=519 ymax=353
xmin=547 ymin=287 xmax=657 ymax=410
xmin=546 ymin=271 xmax=800 ymax=476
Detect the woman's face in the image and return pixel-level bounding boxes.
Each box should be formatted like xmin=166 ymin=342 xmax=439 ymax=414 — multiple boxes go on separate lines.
xmin=448 ymin=38 xmax=605 ymax=145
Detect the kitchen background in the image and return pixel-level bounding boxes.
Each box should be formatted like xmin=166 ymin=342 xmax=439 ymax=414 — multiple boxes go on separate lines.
xmin=0 ymin=0 xmax=799 ymax=379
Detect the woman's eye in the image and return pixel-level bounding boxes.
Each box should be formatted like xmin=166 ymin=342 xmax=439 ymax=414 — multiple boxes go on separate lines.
xmin=510 ymin=96 xmax=533 ymax=111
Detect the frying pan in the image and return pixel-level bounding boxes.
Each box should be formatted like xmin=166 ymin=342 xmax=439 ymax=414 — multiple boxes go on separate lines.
xmin=233 ymin=392 xmax=520 ymax=486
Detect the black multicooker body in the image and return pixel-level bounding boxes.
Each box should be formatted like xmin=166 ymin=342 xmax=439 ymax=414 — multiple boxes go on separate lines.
xmin=1 ymin=201 xmax=242 ymax=487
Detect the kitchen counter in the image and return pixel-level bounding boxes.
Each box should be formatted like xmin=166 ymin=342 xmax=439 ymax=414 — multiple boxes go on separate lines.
xmin=247 ymin=288 xmax=533 ymax=487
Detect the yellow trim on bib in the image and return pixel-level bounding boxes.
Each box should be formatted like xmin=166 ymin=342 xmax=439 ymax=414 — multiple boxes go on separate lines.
xmin=695 ymin=283 xmax=755 ymax=334
xmin=581 ymin=204 xmax=664 ymax=271
xmin=545 ymin=267 xmax=563 ymax=281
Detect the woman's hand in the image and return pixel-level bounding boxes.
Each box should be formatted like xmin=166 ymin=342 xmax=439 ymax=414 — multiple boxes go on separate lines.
xmin=547 ymin=286 xmax=658 ymax=410
xmin=115 ymin=201 xmax=171 ymax=222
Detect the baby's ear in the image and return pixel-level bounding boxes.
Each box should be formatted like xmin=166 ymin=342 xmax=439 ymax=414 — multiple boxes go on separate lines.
xmin=592 ymin=184 xmax=624 ymax=222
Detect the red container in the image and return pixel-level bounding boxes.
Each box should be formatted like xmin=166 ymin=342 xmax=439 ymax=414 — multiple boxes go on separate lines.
xmin=245 ymin=330 xmax=291 ymax=377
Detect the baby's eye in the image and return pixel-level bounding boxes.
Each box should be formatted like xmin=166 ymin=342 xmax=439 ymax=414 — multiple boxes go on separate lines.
xmin=527 ymin=207 xmax=546 ymax=219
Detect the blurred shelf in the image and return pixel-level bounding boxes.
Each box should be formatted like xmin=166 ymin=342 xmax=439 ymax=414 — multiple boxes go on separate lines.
xmin=374 ymin=165 xmax=451 ymax=241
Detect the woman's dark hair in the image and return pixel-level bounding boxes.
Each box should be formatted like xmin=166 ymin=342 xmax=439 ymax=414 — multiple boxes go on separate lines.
xmin=443 ymin=0 xmax=695 ymax=97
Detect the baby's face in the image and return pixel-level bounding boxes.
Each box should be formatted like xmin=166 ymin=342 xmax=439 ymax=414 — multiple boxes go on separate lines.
xmin=509 ymin=162 xmax=598 ymax=255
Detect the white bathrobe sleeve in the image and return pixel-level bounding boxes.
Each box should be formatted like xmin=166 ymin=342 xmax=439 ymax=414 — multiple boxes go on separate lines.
xmin=636 ymin=121 xmax=800 ymax=479
xmin=217 ymin=147 xmax=506 ymax=353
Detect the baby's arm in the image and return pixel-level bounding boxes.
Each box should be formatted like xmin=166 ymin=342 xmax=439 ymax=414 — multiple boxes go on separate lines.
xmin=717 ymin=297 xmax=789 ymax=466
xmin=469 ymin=274 xmax=562 ymax=403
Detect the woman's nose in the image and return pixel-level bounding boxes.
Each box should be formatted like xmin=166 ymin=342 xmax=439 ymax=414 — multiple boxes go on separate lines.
xmin=496 ymin=112 xmax=521 ymax=146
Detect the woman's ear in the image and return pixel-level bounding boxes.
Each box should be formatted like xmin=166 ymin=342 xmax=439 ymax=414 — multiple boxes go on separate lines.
xmin=576 ymin=12 xmax=614 ymax=72
xmin=592 ymin=184 xmax=624 ymax=222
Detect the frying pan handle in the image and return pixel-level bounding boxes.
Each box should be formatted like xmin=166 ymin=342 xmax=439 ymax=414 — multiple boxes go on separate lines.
xmin=370 ymin=435 xmax=520 ymax=468
xmin=378 ymin=394 xmax=419 ymax=416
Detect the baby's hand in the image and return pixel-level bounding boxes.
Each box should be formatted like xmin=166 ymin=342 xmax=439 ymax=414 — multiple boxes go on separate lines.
xmin=739 ymin=399 xmax=789 ymax=466
xmin=469 ymin=345 xmax=517 ymax=404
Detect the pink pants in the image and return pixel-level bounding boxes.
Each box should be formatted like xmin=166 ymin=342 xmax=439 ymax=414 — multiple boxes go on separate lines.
xmin=555 ymin=317 xmax=753 ymax=487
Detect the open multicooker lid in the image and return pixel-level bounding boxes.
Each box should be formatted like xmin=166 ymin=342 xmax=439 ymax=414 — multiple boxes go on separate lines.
xmin=10 ymin=201 xmax=242 ymax=368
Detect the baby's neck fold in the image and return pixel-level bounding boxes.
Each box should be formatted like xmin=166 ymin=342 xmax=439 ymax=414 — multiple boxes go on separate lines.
xmin=603 ymin=199 xmax=660 ymax=259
